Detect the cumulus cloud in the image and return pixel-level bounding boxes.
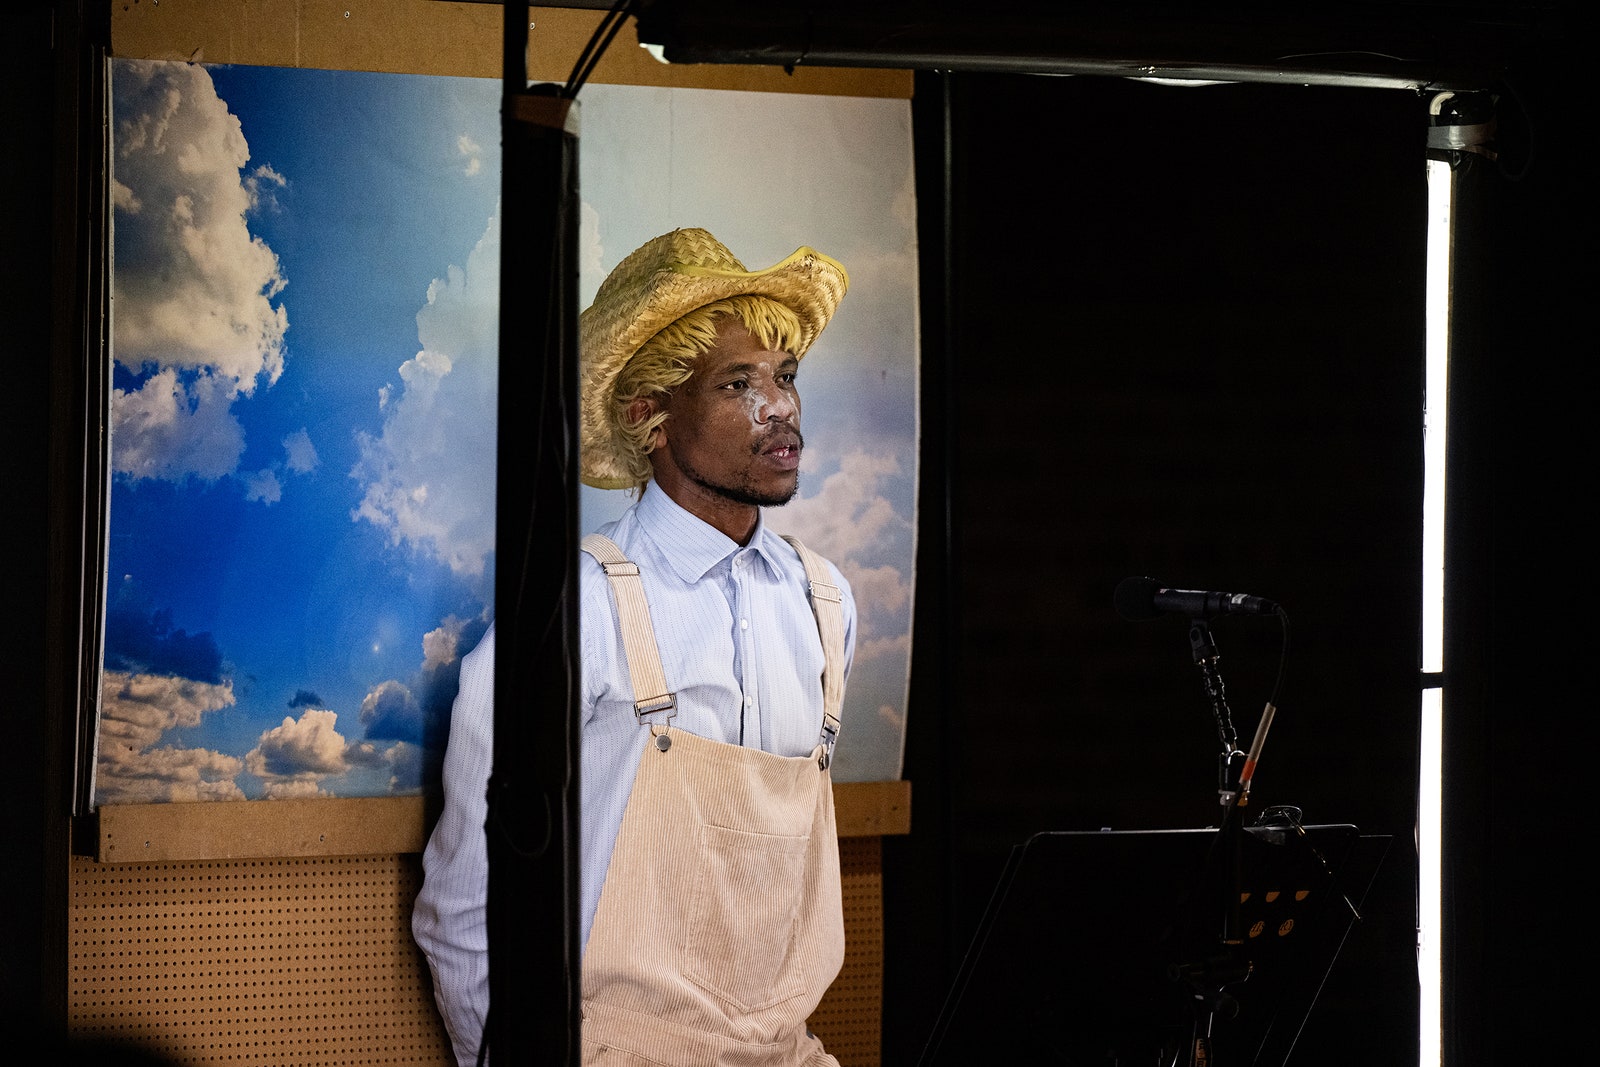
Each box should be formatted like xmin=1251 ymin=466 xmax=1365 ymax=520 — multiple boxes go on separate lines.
xmin=411 ymin=616 xmax=488 ymax=748
xmin=359 ymin=678 xmax=422 ymax=741
xmin=785 ymin=450 xmax=906 ymax=559
xmin=110 ymin=59 xmax=288 ymax=485
xmin=245 ymin=708 xmax=348 ymax=798
xmin=776 ymin=449 xmax=914 ymax=656
xmin=422 ymin=617 xmax=464 ymax=671
xmin=857 ymin=631 xmax=912 ymax=667
xmin=95 ymin=669 xmax=244 ymax=803
xmin=111 ymin=367 xmax=248 ymax=482
xmin=847 ymin=563 xmax=912 ymax=620
xmin=349 ymin=613 xmax=489 ymax=794
xmin=384 ymin=741 xmax=425 ymax=794
xmin=94 ymin=600 xmax=248 ymax=801
xmin=344 ymin=739 xmax=389 ymax=767
xmin=349 ymin=211 xmax=498 ymax=581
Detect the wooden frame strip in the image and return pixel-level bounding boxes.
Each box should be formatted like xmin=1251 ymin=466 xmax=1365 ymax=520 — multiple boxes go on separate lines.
xmin=93 ymin=780 xmax=910 ymax=862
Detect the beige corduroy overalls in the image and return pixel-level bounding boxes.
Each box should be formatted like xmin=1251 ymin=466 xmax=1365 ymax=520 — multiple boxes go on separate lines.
xmin=579 ymin=533 xmax=847 ymax=1067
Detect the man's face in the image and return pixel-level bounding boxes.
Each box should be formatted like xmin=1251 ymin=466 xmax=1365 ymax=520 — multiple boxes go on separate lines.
xmin=650 ymin=318 xmax=804 ymax=509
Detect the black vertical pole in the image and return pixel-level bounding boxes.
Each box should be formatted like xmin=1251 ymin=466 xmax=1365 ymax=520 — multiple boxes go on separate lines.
xmin=487 ymin=5 xmax=583 ymax=1064
xmin=1430 ymin=87 xmax=1500 ymax=1067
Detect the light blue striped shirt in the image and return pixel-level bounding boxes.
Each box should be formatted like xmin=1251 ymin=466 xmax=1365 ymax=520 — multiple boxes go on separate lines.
xmin=413 ymin=483 xmax=856 ymax=1066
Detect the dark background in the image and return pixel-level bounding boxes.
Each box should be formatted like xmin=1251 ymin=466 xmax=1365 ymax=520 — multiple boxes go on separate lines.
xmin=7 ymin=3 xmax=1586 ymax=1066
xmin=890 ymin=71 xmax=1426 ymax=1066
xmin=884 ymin=16 xmax=1585 ymax=1067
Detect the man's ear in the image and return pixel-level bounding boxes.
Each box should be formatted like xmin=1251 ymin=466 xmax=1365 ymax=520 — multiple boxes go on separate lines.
xmin=627 ymin=398 xmax=666 ymax=449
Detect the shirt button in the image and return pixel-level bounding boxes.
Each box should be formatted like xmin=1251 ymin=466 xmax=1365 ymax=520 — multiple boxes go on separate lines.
xmin=740 ymin=618 xmax=749 ymax=630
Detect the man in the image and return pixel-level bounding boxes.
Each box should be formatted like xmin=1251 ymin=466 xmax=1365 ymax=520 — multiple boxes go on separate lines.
xmin=413 ymin=227 xmax=857 ymax=1067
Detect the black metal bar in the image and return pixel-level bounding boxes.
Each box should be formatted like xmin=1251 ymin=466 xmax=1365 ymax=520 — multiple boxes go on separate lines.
xmin=486 ymin=3 xmax=583 ymax=1060
xmin=631 ymin=0 xmax=1543 ymax=90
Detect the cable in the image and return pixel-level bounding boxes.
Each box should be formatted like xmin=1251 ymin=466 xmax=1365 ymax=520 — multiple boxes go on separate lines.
xmin=564 ymin=0 xmax=638 ymax=99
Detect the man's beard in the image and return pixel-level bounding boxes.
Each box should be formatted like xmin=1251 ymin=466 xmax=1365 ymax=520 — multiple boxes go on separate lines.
xmin=686 ymin=467 xmax=801 ymax=508
xmin=680 ymin=429 xmax=804 ymax=508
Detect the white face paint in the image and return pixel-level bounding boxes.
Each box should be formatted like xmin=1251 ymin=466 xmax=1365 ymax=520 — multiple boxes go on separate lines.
xmin=741 ymin=374 xmax=783 ymax=425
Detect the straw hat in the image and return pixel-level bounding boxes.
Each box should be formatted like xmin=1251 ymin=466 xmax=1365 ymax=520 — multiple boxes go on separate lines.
xmin=578 ymin=227 xmax=849 ymax=489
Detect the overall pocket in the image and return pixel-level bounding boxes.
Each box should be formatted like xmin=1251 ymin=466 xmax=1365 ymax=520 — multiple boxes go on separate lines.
xmin=683 ymin=823 xmax=810 ymax=1013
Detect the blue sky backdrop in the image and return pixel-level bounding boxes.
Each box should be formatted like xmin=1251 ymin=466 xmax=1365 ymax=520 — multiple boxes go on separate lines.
xmin=96 ymin=60 xmax=919 ymax=804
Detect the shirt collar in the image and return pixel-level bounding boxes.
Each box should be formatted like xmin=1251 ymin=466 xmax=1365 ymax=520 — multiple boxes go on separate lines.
xmin=636 ymin=482 xmax=783 ymax=583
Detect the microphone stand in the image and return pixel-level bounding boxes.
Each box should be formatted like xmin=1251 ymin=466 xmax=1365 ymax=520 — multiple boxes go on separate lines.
xmin=1175 ymin=617 xmax=1251 ymax=1067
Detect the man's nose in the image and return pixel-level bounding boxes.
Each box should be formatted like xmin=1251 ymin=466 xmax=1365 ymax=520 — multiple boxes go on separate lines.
xmin=758 ymin=390 xmax=796 ymax=424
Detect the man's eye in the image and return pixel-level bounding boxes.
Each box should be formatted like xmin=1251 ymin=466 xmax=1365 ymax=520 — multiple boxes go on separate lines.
xmin=722 ymin=379 xmax=748 ymax=391
xmin=778 ymin=373 xmax=797 ymax=386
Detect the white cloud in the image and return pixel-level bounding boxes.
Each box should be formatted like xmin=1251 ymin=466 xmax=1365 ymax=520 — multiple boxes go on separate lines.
xmin=245 ymin=162 xmax=287 ymax=213
xmin=359 ymin=678 xmax=418 ymax=729
xmin=385 ymin=741 xmax=424 ymax=793
xmin=112 ymin=178 xmax=141 ymax=214
xmin=846 ymin=563 xmax=911 ymax=620
xmin=244 ymin=467 xmax=282 ymax=504
xmin=282 ymin=427 xmax=320 ymax=473
xmin=260 ymin=778 xmax=331 ymax=800
xmin=100 ymin=670 xmax=236 ymax=746
xmin=776 ymin=449 xmax=913 ymax=634
xmin=784 ymin=450 xmax=906 ymax=560
xmin=245 ymin=708 xmax=349 ymax=798
xmin=110 ymin=367 xmax=247 ymax=482
xmin=95 ymin=669 xmax=245 ymax=803
xmin=349 ymin=210 xmax=499 ymax=581
xmin=421 ymin=615 xmax=467 ymax=671
xmin=96 ymin=746 xmax=247 ymax=804
xmin=234 ymin=428 xmax=315 ymax=506
xmin=459 ymin=133 xmax=483 ymax=176
xmin=344 ymin=740 xmax=388 ymax=767
xmin=110 ymin=59 xmax=289 ymax=484
xmin=877 ymin=702 xmax=906 ymax=733
xmin=857 ymin=631 xmax=911 ymax=667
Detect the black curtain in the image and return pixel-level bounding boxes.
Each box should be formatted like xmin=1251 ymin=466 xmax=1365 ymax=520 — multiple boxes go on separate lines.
xmin=892 ymin=70 xmax=1427 ymax=1066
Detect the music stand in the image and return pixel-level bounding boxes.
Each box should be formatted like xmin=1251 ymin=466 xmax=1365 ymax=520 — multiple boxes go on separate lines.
xmin=917 ymin=823 xmax=1391 ymax=1066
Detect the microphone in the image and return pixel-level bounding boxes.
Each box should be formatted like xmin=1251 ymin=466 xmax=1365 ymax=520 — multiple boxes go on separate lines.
xmin=1114 ymin=576 xmax=1280 ymax=621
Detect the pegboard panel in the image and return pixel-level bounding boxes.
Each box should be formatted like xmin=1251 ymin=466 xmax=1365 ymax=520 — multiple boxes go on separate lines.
xmin=68 ymin=853 xmax=454 ymax=1066
xmin=809 ymin=834 xmax=886 ymax=1067
xmin=69 ymin=820 xmax=897 ymax=1065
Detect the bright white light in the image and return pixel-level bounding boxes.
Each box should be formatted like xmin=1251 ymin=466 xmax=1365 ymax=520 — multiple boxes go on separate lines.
xmin=1422 ymin=159 xmax=1452 ymax=676
xmin=1417 ymin=687 xmax=1443 ymax=1067
xmin=1416 ymin=156 xmax=1453 ymax=1067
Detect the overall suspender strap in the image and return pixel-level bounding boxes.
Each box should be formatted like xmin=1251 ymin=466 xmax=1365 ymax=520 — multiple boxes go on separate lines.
xmin=780 ymin=534 xmax=846 ymax=770
xmin=581 ymin=533 xmax=676 ymax=724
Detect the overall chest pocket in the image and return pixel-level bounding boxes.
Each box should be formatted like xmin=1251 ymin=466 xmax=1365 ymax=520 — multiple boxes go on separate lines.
xmin=683 ymin=823 xmax=810 ymax=1013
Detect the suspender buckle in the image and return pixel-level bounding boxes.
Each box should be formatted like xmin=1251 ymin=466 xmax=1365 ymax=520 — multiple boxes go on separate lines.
xmin=817 ymin=711 xmax=841 ymax=771
xmin=807 ymin=579 xmax=842 ymax=606
xmin=634 ymin=693 xmax=677 ymax=728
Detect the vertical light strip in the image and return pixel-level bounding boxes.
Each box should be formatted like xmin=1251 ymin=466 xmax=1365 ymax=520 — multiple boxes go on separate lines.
xmin=1423 ymin=160 xmax=1452 ymax=675
xmin=1417 ymin=685 xmax=1444 ymax=1067
xmin=1417 ymin=156 xmax=1453 ymax=1067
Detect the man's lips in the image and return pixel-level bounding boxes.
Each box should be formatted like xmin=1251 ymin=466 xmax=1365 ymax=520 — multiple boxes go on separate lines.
xmin=758 ymin=430 xmax=803 ymax=470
